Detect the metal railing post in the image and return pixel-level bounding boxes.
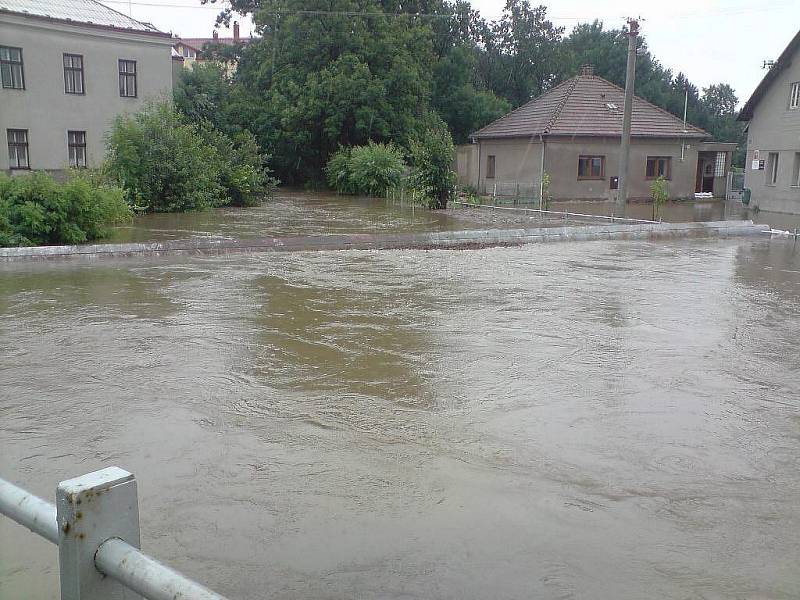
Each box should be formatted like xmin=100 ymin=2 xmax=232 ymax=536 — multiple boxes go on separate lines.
xmin=57 ymin=467 xmax=142 ymax=600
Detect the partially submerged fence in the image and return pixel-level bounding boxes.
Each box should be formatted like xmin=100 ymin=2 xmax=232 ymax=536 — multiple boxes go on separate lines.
xmin=0 ymin=467 xmax=227 ymax=600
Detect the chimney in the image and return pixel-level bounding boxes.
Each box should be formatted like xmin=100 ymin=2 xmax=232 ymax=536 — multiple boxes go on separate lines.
xmin=233 ymin=21 xmax=240 ymax=41
xmin=212 ymin=30 xmax=218 ymax=40
xmin=580 ymin=64 xmax=594 ymax=77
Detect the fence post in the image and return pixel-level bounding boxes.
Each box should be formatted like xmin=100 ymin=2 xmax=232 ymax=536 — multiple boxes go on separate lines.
xmin=57 ymin=467 xmax=142 ymax=600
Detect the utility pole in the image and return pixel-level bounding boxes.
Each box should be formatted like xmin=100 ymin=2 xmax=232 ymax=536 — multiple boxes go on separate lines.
xmin=617 ymin=18 xmax=639 ymax=213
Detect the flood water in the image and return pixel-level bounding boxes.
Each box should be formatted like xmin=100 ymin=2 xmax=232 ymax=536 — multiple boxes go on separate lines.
xmin=103 ymin=189 xmax=800 ymax=244
xmin=2 ymin=194 xmax=800 ymax=599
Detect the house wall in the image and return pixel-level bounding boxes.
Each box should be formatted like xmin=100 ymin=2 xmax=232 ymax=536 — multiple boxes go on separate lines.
xmin=474 ymin=138 xmax=543 ymax=195
xmin=743 ymin=50 xmax=800 ymax=214
xmin=454 ymin=144 xmax=479 ymax=189
xmin=471 ymin=136 xmax=700 ymax=200
xmin=0 ymin=13 xmax=174 ymax=174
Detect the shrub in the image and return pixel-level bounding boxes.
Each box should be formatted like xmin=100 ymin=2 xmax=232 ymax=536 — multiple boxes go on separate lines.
xmin=197 ymin=124 xmax=278 ymax=207
xmin=326 ymin=147 xmax=355 ymax=194
xmin=0 ymin=171 xmax=131 ymax=247
xmin=106 ymin=102 xmax=276 ymax=212
xmin=326 ymin=142 xmax=405 ymax=197
xmin=650 ymin=175 xmax=669 ymax=220
xmin=408 ymin=124 xmax=456 ymax=210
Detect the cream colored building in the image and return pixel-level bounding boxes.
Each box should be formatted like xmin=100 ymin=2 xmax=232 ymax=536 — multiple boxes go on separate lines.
xmin=0 ymin=0 xmax=174 ymax=175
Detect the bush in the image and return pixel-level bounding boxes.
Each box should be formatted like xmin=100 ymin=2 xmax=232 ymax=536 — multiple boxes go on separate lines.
xmin=106 ymin=102 xmax=276 ymax=213
xmin=0 ymin=172 xmax=131 ymax=247
xmin=650 ymin=175 xmax=669 ymax=220
xmin=326 ymin=142 xmax=405 ymax=197
xmin=408 ymin=124 xmax=456 ymax=210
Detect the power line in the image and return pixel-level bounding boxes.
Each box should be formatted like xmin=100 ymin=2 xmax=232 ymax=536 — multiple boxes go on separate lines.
xmin=100 ymin=0 xmax=796 ymax=22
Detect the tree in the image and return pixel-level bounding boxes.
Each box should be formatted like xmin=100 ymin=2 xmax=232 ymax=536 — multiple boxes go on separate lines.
xmin=409 ymin=117 xmax=456 ymax=209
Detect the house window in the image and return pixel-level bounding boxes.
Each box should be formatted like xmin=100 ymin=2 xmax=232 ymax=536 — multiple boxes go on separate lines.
xmin=646 ymin=156 xmax=671 ymax=179
xmin=68 ymin=130 xmax=87 ymax=168
xmin=792 ymin=153 xmax=800 ymax=187
xmin=118 ymin=59 xmax=137 ymax=97
xmin=791 ymin=82 xmax=800 ymax=110
xmin=0 ymin=46 xmax=24 ymax=89
xmin=714 ymin=152 xmax=726 ymax=177
xmin=7 ymin=129 xmax=29 ymax=169
xmin=577 ymin=155 xmax=604 ymax=179
xmin=766 ymin=152 xmax=779 ymax=186
xmin=486 ymin=155 xmax=496 ymax=179
xmin=63 ymin=54 xmax=85 ymax=94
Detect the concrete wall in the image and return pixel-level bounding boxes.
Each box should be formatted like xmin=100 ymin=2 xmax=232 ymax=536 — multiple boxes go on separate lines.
xmin=454 ymin=144 xmax=479 ymax=189
xmin=466 ymin=136 xmax=701 ymax=200
xmin=743 ymin=45 xmax=800 ymax=214
xmin=0 ymin=13 xmax=174 ymax=173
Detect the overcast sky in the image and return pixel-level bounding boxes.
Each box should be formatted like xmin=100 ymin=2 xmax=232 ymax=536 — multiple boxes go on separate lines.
xmin=109 ymin=0 xmax=798 ymax=106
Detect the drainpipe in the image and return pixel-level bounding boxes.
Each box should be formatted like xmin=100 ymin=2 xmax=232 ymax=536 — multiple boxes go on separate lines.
xmin=539 ymin=134 xmax=546 ymax=209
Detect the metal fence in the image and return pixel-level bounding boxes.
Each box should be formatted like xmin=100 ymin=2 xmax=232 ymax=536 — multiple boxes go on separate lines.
xmin=726 ymin=171 xmax=745 ymax=201
xmin=0 ymin=467 xmax=228 ymax=600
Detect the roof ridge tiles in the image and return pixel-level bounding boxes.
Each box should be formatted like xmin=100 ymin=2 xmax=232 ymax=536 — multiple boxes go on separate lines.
xmin=470 ymin=78 xmax=575 ymax=139
xmin=543 ymin=75 xmax=580 ymax=135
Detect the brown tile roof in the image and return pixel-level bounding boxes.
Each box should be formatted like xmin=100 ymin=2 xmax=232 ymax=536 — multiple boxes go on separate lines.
xmin=472 ymin=74 xmax=709 ymax=140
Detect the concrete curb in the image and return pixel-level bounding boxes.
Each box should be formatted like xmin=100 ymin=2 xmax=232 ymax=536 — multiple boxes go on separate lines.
xmin=0 ymin=220 xmax=770 ymax=262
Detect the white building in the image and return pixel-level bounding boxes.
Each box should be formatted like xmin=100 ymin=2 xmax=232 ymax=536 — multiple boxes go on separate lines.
xmin=0 ymin=0 xmax=174 ymax=175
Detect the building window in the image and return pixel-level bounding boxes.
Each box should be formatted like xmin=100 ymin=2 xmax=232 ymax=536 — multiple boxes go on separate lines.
xmin=118 ymin=59 xmax=137 ymax=97
xmin=792 ymin=153 xmax=800 ymax=187
xmin=0 ymin=46 xmax=24 ymax=89
xmin=766 ymin=152 xmax=779 ymax=186
xmin=791 ymin=82 xmax=800 ymax=110
xmin=486 ymin=155 xmax=496 ymax=179
xmin=577 ymin=155 xmax=605 ymax=179
xmin=63 ymin=54 xmax=85 ymax=94
xmin=68 ymin=130 xmax=87 ymax=168
xmin=646 ymin=156 xmax=671 ymax=179
xmin=7 ymin=129 xmax=29 ymax=169
xmin=714 ymin=152 xmax=726 ymax=177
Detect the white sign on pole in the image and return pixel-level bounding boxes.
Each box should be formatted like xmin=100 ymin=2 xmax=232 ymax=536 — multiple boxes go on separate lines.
xmin=752 ymin=160 xmax=760 ymax=170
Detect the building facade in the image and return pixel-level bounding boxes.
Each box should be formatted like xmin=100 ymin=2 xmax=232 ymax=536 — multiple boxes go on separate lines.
xmin=0 ymin=0 xmax=174 ymax=175
xmin=458 ymin=69 xmax=735 ymax=202
xmin=738 ymin=30 xmax=800 ymax=214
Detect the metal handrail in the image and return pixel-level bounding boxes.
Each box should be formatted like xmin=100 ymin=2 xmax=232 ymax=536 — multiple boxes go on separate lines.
xmin=0 ymin=473 xmax=228 ymax=600
xmin=450 ymin=200 xmax=660 ymax=224
xmin=0 ymin=478 xmax=59 ymax=544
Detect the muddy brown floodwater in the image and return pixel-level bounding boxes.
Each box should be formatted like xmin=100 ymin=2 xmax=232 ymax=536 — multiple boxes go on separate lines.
xmin=1 ymin=193 xmax=800 ymax=599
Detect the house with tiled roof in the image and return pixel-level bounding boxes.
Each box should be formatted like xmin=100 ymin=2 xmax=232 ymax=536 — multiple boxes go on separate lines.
xmin=173 ymin=21 xmax=249 ymax=75
xmin=456 ymin=66 xmax=736 ymax=201
xmin=738 ymin=29 xmax=800 ymax=214
xmin=0 ymin=0 xmax=174 ymax=174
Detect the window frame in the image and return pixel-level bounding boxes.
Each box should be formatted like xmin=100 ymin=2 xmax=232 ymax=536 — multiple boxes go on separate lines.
xmin=577 ymin=155 xmax=605 ymax=180
xmin=118 ymin=59 xmax=137 ymax=98
xmin=646 ymin=156 xmax=672 ymax=180
xmin=0 ymin=45 xmax=25 ymax=90
xmin=68 ymin=130 xmax=87 ymax=168
xmin=486 ymin=154 xmax=496 ymax=179
xmin=63 ymin=53 xmax=85 ymax=95
xmin=7 ymin=128 xmax=30 ymax=170
xmin=791 ymin=153 xmax=800 ymax=188
xmin=767 ymin=152 xmax=779 ymax=186
xmin=790 ymin=82 xmax=800 ymax=110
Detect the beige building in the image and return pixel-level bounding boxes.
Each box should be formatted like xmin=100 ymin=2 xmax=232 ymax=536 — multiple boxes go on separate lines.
xmin=458 ymin=68 xmax=735 ymax=202
xmin=738 ymin=29 xmax=800 ymax=214
xmin=172 ymin=21 xmax=248 ymax=76
xmin=0 ymin=0 xmax=174 ymax=175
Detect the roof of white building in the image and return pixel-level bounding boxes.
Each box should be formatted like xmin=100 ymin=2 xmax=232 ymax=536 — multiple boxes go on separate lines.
xmin=0 ymin=0 xmax=164 ymax=33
